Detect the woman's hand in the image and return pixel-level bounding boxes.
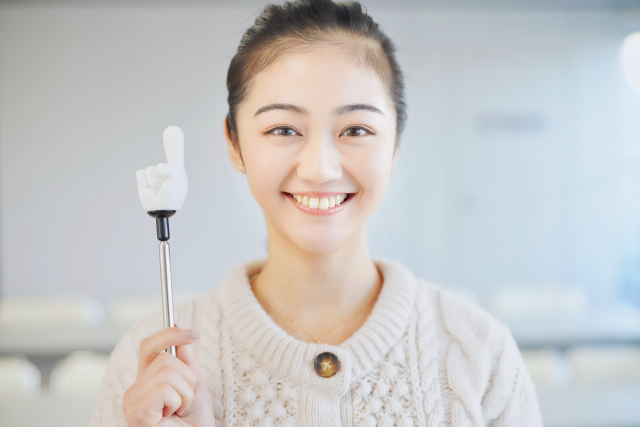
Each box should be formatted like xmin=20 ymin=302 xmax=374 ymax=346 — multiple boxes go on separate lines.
xmin=122 ymin=326 xmax=215 ymax=427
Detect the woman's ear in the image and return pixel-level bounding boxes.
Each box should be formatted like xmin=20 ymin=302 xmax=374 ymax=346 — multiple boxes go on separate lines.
xmin=224 ymin=117 xmax=243 ymax=170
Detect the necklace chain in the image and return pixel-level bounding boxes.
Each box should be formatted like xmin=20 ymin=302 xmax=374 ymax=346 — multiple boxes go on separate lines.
xmin=273 ymin=293 xmax=378 ymax=344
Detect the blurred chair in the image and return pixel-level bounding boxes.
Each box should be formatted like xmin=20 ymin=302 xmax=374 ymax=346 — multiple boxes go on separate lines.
xmin=486 ymin=283 xmax=590 ymax=320
xmin=520 ymin=347 xmax=571 ymax=388
xmin=49 ymin=351 xmax=110 ymax=397
xmin=0 ymin=355 xmax=41 ymax=399
xmin=108 ymin=295 xmax=161 ymax=329
xmin=567 ymin=345 xmax=640 ymax=385
xmin=108 ymin=290 xmax=198 ymax=329
xmin=0 ymin=296 xmax=105 ymax=331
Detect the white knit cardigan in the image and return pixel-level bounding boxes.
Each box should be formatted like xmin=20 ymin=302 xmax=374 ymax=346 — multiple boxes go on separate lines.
xmin=90 ymin=258 xmax=544 ymax=427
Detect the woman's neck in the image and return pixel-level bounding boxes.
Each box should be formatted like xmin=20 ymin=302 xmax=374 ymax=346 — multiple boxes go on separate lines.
xmin=250 ymin=222 xmax=382 ymax=345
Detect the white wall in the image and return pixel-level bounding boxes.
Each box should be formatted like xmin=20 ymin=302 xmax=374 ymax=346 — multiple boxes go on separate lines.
xmin=1 ymin=4 xmax=638 ymax=305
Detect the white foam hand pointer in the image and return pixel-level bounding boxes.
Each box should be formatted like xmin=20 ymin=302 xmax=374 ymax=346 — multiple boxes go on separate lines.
xmin=136 ymin=126 xmax=188 ymax=212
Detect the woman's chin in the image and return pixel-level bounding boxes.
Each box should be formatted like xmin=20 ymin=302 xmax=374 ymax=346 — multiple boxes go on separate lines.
xmin=289 ymin=233 xmax=349 ymax=255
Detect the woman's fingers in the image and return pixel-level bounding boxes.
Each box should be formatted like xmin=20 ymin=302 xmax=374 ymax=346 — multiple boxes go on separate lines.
xmin=137 ymin=327 xmax=200 ymax=375
xmin=124 ymin=326 xmax=204 ymax=425
xmin=176 ymin=337 xmax=200 ymax=377
xmin=144 ymin=352 xmax=198 ymax=390
xmin=126 ymin=357 xmax=196 ymax=415
xmin=125 ymin=382 xmax=182 ymax=427
xmin=174 ymin=341 xmax=202 ymax=416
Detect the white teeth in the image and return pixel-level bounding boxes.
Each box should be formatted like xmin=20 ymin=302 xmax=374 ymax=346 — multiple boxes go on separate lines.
xmin=291 ymin=193 xmax=349 ymax=209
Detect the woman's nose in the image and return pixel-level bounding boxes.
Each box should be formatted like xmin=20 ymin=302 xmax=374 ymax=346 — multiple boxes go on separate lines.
xmin=296 ymin=132 xmax=342 ymax=184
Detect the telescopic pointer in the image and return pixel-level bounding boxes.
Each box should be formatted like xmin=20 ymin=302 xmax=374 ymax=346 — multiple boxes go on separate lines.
xmin=135 ymin=126 xmax=188 ymax=356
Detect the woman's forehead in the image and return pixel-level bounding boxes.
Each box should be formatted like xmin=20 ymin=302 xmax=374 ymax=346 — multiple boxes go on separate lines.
xmin=241 ymin=44 xmax=391 ymax=116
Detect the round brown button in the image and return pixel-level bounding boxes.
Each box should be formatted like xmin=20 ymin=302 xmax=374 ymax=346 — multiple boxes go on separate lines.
xmin=314 ymin=352 xmax=340 ymax=378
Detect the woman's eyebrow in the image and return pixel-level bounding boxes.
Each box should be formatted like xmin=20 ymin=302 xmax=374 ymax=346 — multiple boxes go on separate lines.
xmin=332 ymin=104 xmax=385 ymax=117
xmin=254 ymin=103 xmax=308 ymax=117
xmin=253 ymin=103 xmax=384 ymax=118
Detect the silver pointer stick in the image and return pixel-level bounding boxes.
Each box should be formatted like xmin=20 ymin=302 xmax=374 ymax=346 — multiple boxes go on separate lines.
xmin=135 ymin=126 xmax=188 ymax=356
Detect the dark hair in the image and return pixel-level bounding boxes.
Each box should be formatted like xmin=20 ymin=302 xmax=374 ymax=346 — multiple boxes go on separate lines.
xmin=225 ymin=0 xmax=406 ymax=150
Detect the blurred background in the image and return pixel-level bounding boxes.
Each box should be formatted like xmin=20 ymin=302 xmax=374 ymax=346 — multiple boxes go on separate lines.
xmin=1 ymin=0 xmax=640 ymax=425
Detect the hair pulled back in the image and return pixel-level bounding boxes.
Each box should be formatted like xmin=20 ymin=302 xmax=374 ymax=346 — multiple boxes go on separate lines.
xmin=226 ymin=0 xmax=406 ymax=149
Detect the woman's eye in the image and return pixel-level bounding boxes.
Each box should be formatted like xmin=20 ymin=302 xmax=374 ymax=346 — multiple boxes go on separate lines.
xmin=266 ymin=126 xmax=299 ymax=136
xmin=340 ymin=126 xmax=373 ymax=137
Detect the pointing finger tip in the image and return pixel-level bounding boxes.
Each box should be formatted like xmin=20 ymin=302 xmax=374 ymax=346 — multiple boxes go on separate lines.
xmin=163 ymin=127 xmax=185 ymax=165
xmin=163 ymin=126 xmax=184 ymax=138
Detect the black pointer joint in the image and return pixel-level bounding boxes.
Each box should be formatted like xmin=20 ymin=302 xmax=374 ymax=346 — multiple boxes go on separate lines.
xmin=147 ymin=210 xmax=177 ymax=241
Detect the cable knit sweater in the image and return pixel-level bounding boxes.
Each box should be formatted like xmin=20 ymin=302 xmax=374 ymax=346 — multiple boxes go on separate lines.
xmin=90 ymin=258 xmax=544 ymax=427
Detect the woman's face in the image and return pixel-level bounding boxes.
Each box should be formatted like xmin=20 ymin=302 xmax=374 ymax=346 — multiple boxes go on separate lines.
xmin=227 ymin=43 xmax=397 ymax=254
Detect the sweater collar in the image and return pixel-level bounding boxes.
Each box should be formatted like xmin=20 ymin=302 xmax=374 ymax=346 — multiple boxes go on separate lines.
xmin=216 ymin=258 xmax=417 ymax=398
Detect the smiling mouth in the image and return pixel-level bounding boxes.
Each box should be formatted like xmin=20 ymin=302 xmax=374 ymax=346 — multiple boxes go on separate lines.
xmin=283 ymin=192 xmax=354 ymax=213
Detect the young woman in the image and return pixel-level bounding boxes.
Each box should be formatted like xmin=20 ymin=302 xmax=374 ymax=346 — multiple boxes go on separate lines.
xmin=91 ymin=1 xmax=543 ymax=426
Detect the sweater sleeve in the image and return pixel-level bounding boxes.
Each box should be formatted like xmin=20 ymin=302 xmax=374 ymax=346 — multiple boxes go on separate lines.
xmin=88 ymin=312 xmax=163 ymax=427
xmin=482 ymin=324 xmax=544 ymax=427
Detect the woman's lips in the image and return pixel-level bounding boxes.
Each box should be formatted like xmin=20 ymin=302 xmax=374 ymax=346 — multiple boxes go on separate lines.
xmin=283 ymin=192 xmax=354 ymax=216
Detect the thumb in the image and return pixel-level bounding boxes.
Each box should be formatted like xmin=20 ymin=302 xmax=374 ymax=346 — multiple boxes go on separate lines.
xmin=155 ymin=162 xmax=178 ymax=181
xmin=176 ymin=337 xmax=200 ymax=374
xmin=174 ymin=324 xmax=202 ymax=378
xmin=163 ymin=126 xmax=185 ymax=167
xmin=173 ymin=325 xmax=215 ymax=424
xmin=174 ymin=323 xmax=197 ymax=366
